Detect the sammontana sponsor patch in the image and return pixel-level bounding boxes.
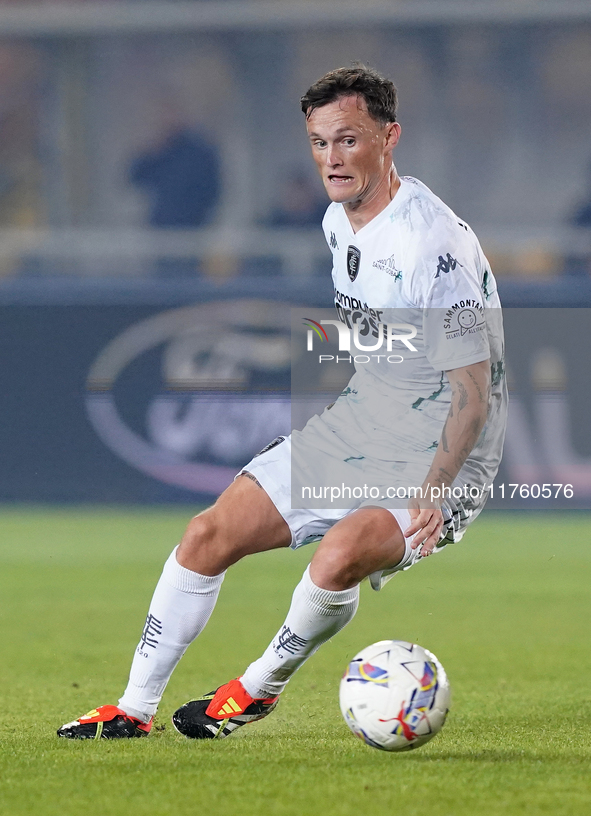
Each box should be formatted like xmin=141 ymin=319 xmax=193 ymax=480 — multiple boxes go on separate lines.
xmin=443 ymin=300 xmax=485 ymax=339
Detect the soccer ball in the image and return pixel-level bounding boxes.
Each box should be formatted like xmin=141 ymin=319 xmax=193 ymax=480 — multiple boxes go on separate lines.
xmin=339 ymin=640 xmax=450 ymax=752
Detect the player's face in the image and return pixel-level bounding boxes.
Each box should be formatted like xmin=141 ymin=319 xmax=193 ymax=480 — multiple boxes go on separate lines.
xmin=306 ymin=95 xmax=400 ymax=206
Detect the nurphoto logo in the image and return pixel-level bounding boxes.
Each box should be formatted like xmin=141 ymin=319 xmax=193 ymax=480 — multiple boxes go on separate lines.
xmin=303 ymin=317 xmax=417 ymax=353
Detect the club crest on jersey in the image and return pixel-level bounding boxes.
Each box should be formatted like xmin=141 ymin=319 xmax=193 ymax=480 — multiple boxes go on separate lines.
xmin=347 ymin=245 xmax=361 ymax=281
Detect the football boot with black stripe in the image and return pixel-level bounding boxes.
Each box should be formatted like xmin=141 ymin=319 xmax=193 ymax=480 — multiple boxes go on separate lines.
xmin=57 ymin=705 xmax=153 ymax=740
xmin=172 ymin=678 xmax=278 ymax=740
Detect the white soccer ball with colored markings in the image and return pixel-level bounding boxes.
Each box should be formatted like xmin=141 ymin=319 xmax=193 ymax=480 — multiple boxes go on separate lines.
xmin=339 ymin=640 xmax=450 ymax=752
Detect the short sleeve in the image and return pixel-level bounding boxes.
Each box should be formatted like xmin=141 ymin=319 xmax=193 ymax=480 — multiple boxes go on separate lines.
xmin=321 ymin=203 xmax=340 ymax=251
xmin=420 ymin=225 xmax=490 ymax=371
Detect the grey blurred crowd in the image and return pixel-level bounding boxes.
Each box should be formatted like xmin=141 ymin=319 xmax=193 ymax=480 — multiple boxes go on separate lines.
xmin=0 ymin=16 xmax=590 ymax=279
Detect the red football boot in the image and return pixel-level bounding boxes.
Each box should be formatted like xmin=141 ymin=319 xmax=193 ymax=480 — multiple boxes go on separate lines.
xmin=172 ymin=678 xmax=278 ymax=739
xmin=57 ymin=705 xmax=153 ymax=740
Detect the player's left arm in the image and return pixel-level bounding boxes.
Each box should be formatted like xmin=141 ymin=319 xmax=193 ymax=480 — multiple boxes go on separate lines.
xmin=405 ymin=358 xmax=491 ymax=555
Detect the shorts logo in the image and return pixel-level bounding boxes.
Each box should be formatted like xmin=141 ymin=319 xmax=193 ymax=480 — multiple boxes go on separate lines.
xmin=253 ymin=436 xmax=286 ymax=458
xmin=443 ymin=300 xmax=485 ymax=339
xmin=347 ymin=245 xmax=361 ymax=281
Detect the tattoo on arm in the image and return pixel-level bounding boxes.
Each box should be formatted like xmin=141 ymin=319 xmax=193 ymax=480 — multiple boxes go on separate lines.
xmin=441 ymin=421 xmax=449 ymax=453
xmin=457 ymin=380 xmax=468 ymax=411
xmin=466 ymin=369 xmax=486 ymax=403
xmin=239 ymin=471 xmax=263 ymax=489
xmin=437 ymin=466 xmax=453 ymax=483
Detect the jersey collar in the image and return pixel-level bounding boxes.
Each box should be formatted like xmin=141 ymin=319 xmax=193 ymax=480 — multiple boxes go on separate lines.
xmin=338 ymin=176 xmax=413 ymax=240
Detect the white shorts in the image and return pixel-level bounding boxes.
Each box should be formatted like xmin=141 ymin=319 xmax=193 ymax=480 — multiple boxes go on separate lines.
xmin=239 ymin=434 xmax=475 ymax=591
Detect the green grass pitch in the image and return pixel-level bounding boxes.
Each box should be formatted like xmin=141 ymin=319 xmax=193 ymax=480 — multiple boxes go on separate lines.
xmin=1 ymin=508 xmax=590 ymax=816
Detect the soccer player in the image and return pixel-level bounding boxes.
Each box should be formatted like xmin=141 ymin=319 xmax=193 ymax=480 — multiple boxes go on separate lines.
xmin=58 ymin=65 xmax=506 ymax=740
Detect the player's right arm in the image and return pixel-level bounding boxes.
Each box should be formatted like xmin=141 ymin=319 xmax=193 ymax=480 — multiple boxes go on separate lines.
xmin=401 ymin=204 xmax=493 ymax=554
xmin=404 ymin=358 xmax=491 ymax=555
xmin=429 ymin=359 xmax=491 ymax=493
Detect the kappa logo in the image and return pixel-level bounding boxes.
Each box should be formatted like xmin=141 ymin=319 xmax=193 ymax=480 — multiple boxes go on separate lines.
xmin=329 ymin=231 xmax=339 ymax=250
xmin=372 ymin=254 xmax=402 ymax=281
xmin=435 ymin=253 xmax=463 ymax=279
xmin=347 ymin=245 xmax=361 ymax=282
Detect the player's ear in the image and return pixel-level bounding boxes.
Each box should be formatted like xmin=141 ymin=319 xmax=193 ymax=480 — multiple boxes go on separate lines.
xmin=385 ymin=122 xmax=401 ymax=151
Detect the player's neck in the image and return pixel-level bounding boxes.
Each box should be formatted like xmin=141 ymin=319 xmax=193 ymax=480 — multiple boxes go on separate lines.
xmin=344 ymin=166 xmax=401 ymax=233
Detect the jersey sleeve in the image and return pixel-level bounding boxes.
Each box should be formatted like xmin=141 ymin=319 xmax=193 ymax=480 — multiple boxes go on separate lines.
xmin=321 ymin=203 xmax=340 ymax=250
xmin=406 ymin=213 xmax=491 ymax=371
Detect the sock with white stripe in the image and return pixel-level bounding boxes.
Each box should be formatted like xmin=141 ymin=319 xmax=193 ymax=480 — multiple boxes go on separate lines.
xmin=118 ymin=547 xmax=224 ymax=722
xmin=241 ymin=565 xmax=359 ymax=699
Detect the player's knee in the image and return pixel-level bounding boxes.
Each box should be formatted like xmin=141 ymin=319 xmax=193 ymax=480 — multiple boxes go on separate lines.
xmin=177 ymin=510 xmax=223 ymax=565
xmin=311 ymin=545 xmax=365 ymax=591
xmin=183 ymin=511 xmax=217 ymax=550
xmin=177 ymin=508 xmax=245 ymax=573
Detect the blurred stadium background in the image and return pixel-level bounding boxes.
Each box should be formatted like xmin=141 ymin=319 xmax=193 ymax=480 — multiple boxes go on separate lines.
xmin=2 ymin=12 xmax=590 ymax=816
xmin=1 ymin=0 xmax=591 ymax=506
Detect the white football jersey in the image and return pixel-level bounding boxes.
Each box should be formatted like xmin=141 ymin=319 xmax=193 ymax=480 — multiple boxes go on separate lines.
xmin=313 ymin=175 xmax=507 ymax=493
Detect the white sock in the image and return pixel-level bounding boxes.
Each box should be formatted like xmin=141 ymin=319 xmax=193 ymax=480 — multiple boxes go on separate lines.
xmin=241 ymin=565 xmax=359 ymax=699
xmin=118 ymin=547 xmax=224 ymax=722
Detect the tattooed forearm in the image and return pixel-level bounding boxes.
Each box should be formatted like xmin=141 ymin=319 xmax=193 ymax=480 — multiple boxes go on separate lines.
xmin=457 ymin=380 xmax=468 ymax=411
xmin=428 ymin=466 xmax=454 ymax=487
xmin=466 ymin=369 xmax=487 ymax=403
xmin=441 ymin=420 xmax=450 ymax=453
xmin=427 ymin=362 xmax=490 ymax=492
xmin=423 ymin=361 xmax=490 ymax=495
